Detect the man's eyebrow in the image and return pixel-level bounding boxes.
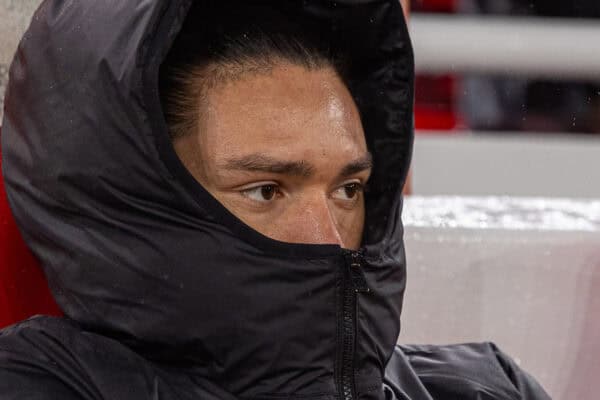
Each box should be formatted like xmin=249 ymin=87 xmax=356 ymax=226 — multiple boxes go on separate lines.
xmin=338 ymin=153 xmax=373 ymax=178
xmin=222 ymin=154 xmax=315 ymax=177
xmin=222 ymin=152 xmax=373 ymax=178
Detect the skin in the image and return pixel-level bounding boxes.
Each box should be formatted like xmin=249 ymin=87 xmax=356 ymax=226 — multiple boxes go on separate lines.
xmin=173 ymin=62 xmax=371 ymax=250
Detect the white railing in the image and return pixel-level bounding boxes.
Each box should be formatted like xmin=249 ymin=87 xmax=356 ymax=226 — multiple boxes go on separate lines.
xmin=410 ymin=15 xmax=600 ymax=79
xmin=412 ymin=132 xmax=600 ymax=198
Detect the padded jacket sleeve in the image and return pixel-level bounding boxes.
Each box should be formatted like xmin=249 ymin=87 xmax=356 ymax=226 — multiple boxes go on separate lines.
xmin=398 ymin=342 xmax=552 ymax=400
xmin=489 ymin=342 xmax=552 ymax=400
xmin=0 ymin=367 xmax=85 ymax=400
xmin=0 ymin=316 xmax=232 ymax=400
xmin=0 ymin=318 xmax=102 ymax=400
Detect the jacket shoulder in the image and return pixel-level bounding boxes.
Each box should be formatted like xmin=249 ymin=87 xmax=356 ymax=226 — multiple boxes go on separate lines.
xmin=0 ymin=316 xmax=166 ymax=399
xmin=396 ymin=342 xmax=552 ymax=400
xmin=0 ymin=316 xmax=93 ymax=398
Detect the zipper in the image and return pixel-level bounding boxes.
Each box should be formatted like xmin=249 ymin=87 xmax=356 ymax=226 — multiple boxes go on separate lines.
xmin=338 ymin=249 xmax=370 ymax=400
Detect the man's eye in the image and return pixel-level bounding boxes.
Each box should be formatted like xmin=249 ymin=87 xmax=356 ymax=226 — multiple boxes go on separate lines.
xmin=241 ymin=184 xmax=279 ymax=202
xmin=332 ymin=183 xmax=363 ymax=201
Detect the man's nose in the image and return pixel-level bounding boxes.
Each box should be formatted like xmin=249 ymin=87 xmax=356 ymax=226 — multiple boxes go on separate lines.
xmin=290 ymin=194 xmax=344 ymax=247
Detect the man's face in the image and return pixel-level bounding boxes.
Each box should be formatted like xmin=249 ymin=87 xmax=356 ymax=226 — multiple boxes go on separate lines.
xmin=173 ymin=62 xmax=370 ymax=250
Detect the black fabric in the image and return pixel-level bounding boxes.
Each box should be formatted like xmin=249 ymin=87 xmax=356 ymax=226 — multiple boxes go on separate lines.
xmin=0 ymin=317 xmax=551 ymax=400
xmin=0 ymin=1 xmax=549 ymax=399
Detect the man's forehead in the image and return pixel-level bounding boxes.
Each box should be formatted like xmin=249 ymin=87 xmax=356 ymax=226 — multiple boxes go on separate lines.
xmin=202 ymin=64 xmax=363 ymax=135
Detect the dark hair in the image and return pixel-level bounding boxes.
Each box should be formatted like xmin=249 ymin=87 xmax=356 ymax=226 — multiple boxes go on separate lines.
xmin=159 ymin=4 xmax=348 ymax=140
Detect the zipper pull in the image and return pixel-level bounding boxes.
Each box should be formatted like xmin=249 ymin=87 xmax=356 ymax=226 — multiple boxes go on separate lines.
xmin=345 ymin=251 xmax=370 ymax=294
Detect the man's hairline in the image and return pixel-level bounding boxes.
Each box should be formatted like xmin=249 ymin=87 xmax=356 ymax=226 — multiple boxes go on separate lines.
xmin=171 ymin=57 xmax=349 ymax=142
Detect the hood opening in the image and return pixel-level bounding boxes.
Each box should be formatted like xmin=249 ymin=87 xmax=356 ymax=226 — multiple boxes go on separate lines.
xmin=148 ymin=0 xmax=414 ymax=255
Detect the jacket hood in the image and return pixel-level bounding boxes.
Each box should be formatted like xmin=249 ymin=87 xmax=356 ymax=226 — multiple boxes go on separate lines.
xmin=1 ymin=1 xmax=413 ymax=398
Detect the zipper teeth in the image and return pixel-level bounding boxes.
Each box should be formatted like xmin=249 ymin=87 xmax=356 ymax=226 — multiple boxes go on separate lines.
xmin=339 ymin=250 xmax=364 ymax=400
xmin=341 ymin=278 xmax=356 ymax=400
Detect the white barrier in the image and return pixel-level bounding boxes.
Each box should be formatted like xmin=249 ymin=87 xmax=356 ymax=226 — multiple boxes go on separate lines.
xmin=410 ymin=14 xmax=600 ymax=79
xmin=400 ymin=196 xmax=600 ymax=399
xmin=412 ymin=132 xmax=600 ymax=198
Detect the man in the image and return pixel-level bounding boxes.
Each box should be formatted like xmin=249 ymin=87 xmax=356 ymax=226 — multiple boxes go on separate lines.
xmin=0 ymin=1 xmax=549 ymax=399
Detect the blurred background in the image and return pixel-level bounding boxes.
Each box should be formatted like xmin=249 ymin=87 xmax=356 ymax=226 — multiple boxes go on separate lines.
xmin=403 ymin=3 xmax=600 ymax=399
xmin=413 ymin=0 xmax=600 ymax=134
xmin=1 ymin=1 xmax=599 ymax=399
xmin=408 ymin=0 xmax=600 ymax=197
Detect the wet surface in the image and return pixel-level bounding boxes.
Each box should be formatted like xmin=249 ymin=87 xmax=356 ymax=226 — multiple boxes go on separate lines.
xmin=403 ymin=196 xmax=600 ymax=231
xmin=400 ymin=196 xmax=600 ymax=399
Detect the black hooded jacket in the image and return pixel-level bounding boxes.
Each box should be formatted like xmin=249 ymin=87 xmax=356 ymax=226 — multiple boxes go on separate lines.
xmin=0 ymin=1 xmax=550 ymax=399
